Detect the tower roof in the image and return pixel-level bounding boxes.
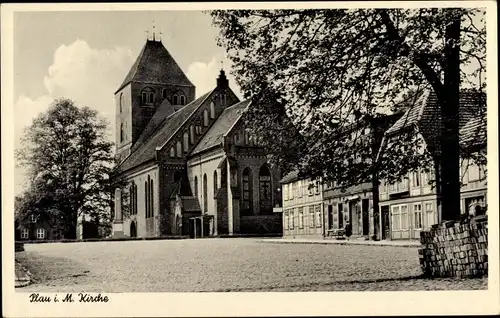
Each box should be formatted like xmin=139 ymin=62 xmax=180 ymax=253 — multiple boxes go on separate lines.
xmin=115 ymin=40 xmax=194 ymax=93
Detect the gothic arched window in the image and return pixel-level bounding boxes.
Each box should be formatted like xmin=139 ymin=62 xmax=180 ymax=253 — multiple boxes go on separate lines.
xmin=173 ymin=94 xmax=179 ymax=105
xmin=241 ymin=168 xmax=253 ymax=216
xmin=170 ymin=147 xmax=175 ymax=158
xmin=180 ymin=95 xmax=186 ymax=105
xmin=162 ymin=88 xmax=167 ymax=99
xmin=259 ymin=165 xmax=272 ymax=214
xmin=203 ymin=174 xmax=208 ymax=212
xmin=210 ymin=102 xmax=215 ymax=119
xmin=141 ymin=87 xmax=155 ymax=105
xmin=194 ymin=176 xmax=198 ymax=198
xmin=119 ymin=93 xmax=124 ymax=113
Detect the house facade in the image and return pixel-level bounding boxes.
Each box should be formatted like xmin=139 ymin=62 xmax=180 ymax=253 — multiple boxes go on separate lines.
xmin=323 ymin=182 xmax=374 ymax=239
xmin=281 ymin=172 xmax=324 ymax=239
xmin=112 ymin=38 xmax=282 ymax=238
xmin=379 ymin=90 xmax=487 ymax=240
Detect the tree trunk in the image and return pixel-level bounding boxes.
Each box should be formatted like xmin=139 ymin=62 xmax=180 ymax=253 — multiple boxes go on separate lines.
xmin=439 ymin=15 xmax=461 ymax=221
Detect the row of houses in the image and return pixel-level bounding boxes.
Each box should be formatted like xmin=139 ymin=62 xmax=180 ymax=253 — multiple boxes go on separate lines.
xmin=279 ymin=90 xmax=487 ymax=241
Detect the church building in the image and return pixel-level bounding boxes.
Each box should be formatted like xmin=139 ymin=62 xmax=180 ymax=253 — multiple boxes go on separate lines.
xmin=112 ymin=37 xmax=282 ymax=238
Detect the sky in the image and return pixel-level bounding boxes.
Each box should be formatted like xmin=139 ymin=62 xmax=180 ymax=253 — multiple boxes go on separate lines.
xmin=13 ymin=10 xmax=242 ymax=195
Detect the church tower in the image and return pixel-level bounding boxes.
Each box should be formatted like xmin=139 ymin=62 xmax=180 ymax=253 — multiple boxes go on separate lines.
xmin=114 ymin=37 xmax=196 ymax=162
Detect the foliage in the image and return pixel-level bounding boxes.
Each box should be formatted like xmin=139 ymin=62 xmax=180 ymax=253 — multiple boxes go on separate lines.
xmin=210 ymin=8 xmax=486 ymax=219
xmin=15 ymin=99 xmax=124 ymax=238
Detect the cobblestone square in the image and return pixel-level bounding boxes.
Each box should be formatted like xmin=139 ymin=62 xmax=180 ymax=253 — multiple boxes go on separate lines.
xmin=16 ymin=239 xmax=487 ymax=292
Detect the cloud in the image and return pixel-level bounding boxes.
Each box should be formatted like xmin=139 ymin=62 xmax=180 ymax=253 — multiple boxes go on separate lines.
xmin=14 ymin=39 xmax=134 ymax=195
xmin=186 ymin=54 xmax=242 ymax=99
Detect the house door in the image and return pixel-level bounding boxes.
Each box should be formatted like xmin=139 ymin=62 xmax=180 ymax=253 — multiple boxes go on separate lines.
xmin=130 ymin=221 xmax=137 ymax=238
xmin=362 ymin=199 xmax=369 ymax=235
xmin=327 ymin=205 xmax=334 ymax=229
xmin=381 ymin=206 xmax=390 ymax=240
xmin=348 ymin=201 xmax=358 ymax=235
xmin=338 ymin=203 xmax=344 ymax=229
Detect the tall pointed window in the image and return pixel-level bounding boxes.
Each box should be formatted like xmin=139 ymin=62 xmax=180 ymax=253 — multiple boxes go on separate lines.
xmin=213 ymin=170 xmax=218 ymax=192
xmin=194 ymin=176 xmax=198 ymax=198
xmin=180 ymin=95 xmax=186 ymax=105
xmin=210 ymin=102 xmax=215 ymax=119
xmin=162 ymin=88 xmax=167 ymax=99
xmin=170 ymin=147 xmax=175 ymax=158
xmin=173 ymin=94 xmax=179 ymax=105
xmin=203 ymin=174 xmax=208 ymax=212
xmin=120 ymin=123 xmax=124 ymax=143
xmin=142 ymin=92 xmax=148 ymax=104
xmin=259 ymin=165 xmax=272 ymax=214
xmin=119 ymin=93 xmax=124 ymax=113
xmin=241 ymin=168 xmax=253 ymax=216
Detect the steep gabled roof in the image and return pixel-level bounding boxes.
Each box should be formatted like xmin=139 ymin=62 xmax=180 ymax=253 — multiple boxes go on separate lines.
xmin=119 ymin=89 xmax=214 ymax=172
xmin=116 ymin=40 xmax=194 ymax=93
xmin=385 ymin=90 xmax=486 ymax=154
xmin=386 ymin=90 xmax=486 ymax=136
xmin=190 ymin=99 xmax=251 ymax=156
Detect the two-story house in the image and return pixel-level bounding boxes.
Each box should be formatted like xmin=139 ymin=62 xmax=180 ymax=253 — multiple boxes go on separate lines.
xmin=378 ymin=90 xmax=486 ymax=240
xmin=281 ymin=171 xmax=324 ymax=239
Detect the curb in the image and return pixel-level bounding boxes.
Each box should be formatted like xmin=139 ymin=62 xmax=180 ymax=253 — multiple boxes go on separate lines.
xmin=258 ymin=240 xmax=420 ymax=248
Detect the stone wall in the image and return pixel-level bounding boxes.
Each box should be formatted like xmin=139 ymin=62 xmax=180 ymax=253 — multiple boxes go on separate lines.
xmin=418 ymin=216 xmax=488 ymax=278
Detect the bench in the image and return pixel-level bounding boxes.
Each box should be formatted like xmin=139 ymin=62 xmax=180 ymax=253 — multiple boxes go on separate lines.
xmin=327 ymin=228 xmax=346 ymax=239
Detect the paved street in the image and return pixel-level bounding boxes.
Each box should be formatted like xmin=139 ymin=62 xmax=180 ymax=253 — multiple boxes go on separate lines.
xmin=16 ymin=238 xmax=486 ymax=292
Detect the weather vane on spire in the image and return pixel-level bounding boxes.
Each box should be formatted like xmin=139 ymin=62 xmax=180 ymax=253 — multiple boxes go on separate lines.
xmin=220 ymin=61 xmax=224 ymax=71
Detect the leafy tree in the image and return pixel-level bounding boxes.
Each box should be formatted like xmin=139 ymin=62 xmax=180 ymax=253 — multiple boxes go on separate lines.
xmin=16 ymin=99 xmax=125 ymax=239
xmin=211 ymin=8 xmax=486 ymax=222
